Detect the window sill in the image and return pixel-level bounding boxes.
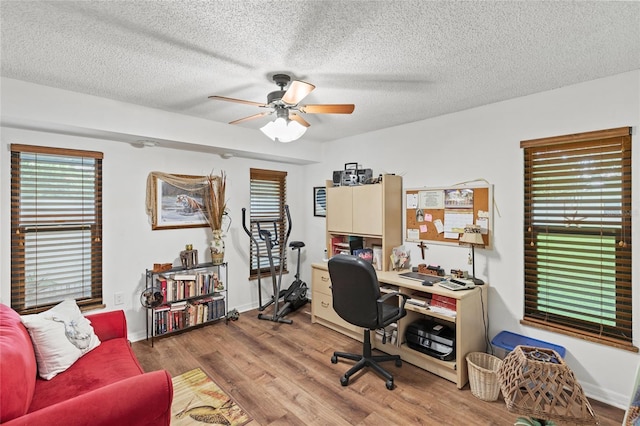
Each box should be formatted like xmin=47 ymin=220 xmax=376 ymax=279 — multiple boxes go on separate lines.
xmin=520 ymin=318 xmax=638 ymax=353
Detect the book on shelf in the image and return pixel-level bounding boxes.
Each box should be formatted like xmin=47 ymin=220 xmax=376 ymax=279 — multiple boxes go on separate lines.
xmin=407 ymin=298 xmax=429 ymax=308
xmin=165 ymin=271 xmax=222 ymax=301
xmin=429 ymin=294 xmax=457 ymax=317
xmin=353 ymin=248 xmax=373 ymax=263
xmin=170 ymin=301 xmax=188 ymax=310
xmin=372 ymin=245 xmax=383 ymax=271
xmin=173 ymin=273 xmax=197 ymax=281
xmin=156 ymin=278 xmax=168 ymax=303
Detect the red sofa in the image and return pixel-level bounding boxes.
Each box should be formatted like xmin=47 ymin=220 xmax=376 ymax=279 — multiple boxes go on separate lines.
xmin=0 ymin=303 xmax=173 ymax=425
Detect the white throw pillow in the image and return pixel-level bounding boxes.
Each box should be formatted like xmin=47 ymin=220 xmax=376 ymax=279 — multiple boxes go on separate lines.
xmin=21 ymin=299 xmax=101 ymax=380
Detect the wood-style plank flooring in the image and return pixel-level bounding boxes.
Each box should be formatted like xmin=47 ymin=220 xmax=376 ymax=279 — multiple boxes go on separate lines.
xmin=131 ymin=306 xmax=624 ymax=425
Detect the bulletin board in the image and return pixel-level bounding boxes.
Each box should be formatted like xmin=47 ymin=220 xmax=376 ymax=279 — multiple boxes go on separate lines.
xmin=404 ymin=184 xmax=493 ymax=249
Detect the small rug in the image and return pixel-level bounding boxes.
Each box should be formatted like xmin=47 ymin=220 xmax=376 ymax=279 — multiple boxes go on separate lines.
xmin=171 ymin=368 xmax=252 ymax=426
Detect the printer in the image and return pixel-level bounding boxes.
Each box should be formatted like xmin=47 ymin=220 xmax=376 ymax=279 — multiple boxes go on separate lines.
xmin=405 ymin=318 xmax=455 ymax=361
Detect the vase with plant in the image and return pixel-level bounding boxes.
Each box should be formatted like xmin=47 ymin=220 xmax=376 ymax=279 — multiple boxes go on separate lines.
xmin=203 ymin=171 xmax=227 ymax=265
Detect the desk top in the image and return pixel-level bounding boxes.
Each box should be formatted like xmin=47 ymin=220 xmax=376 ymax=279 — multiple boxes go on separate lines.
xmin=312 ymin=262 xmax=483 ymax=300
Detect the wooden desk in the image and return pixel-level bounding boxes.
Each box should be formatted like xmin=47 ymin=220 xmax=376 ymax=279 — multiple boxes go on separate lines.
xmin=311 ymin=262 xmax=488 ymax=389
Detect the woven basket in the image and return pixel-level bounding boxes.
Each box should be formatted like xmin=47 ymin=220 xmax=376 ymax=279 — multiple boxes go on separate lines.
xmin=466 ymin=352 xmax=503 ymax=401
xmin=497 ymin=346 xmax=598 ymax=424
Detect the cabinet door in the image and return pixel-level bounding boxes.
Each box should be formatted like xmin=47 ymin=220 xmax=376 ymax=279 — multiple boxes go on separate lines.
xmin=326 ymin=186 xmax=353 ymax=233
xmin=352 ymin=184 xmax=383 ymax=235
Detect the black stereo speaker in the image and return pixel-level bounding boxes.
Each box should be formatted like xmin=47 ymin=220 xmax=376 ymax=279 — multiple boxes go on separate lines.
xmin=332 ymin=170 xmax=343 ymax=186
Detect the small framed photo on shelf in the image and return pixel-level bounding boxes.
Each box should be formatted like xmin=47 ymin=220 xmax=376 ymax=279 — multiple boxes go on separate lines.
xmin=313 ymin=186 xmax=327 ymax=217
xmin=151 ymin=175 xmax=208 ymax=230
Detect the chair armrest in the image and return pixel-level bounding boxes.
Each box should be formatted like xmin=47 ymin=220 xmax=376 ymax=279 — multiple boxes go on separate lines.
xmin=377 ymin=291 xmax=409 ymax=324
xmin=378 ymin=291 xmax=409 ymax=308
xmin=3 ymin=370 xmax=173 ymax=426
xmin=85 ymin=310 xmax=128 ymax=341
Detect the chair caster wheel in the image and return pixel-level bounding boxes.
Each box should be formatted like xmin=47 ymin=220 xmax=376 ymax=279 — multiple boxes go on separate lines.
xmin=386 ymin=379 xmax=394 ymax=390
xmin=340 ymin=376 xmax=349 ymax=386
xmin=395 ymin=359 xmax=402 ymax=367
xmin=331 ymin=355 xmax=338 ymax=364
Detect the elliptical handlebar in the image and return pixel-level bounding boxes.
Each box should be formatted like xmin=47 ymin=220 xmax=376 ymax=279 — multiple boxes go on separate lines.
xmin=241 ymin=207 xmax=258 ymax=245
xmin=241 ymin=206 xmax=292 ymax=248
xmin=284 ymin=204 xmax=292 ymax=245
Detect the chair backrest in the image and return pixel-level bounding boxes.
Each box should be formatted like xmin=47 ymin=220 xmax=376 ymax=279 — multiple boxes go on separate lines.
xmin=328 ymin=255 xmax=381 ymax=329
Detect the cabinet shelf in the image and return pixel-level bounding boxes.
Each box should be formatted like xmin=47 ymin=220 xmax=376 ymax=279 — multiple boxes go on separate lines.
xmin=154 ymin=290 xmax=226 ymax=306
xmin=154 ymin=262 xmax=219 ymax=274
xmin=399 ymin=343 xmax=457 ymax=370
xmin=404 ymin=304 xmax=456 ymax=323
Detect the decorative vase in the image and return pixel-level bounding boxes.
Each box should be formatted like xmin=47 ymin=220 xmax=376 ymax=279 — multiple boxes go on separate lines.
xmin=210 ymin=230 xmax=225 ymax=265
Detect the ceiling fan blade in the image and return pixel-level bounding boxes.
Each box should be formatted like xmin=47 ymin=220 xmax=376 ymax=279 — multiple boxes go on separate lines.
xmin=208 ymin=95 xmax=266 ymax=108
xmin=281 ymin=80 xmax=316 ymax=105
xmin=229 ymin=112 xmax=270 ymax=125
xmin=289 ymin=113 xmax=311 ymax=128
xmin=299 ymin=104 xmax=355 ymax=114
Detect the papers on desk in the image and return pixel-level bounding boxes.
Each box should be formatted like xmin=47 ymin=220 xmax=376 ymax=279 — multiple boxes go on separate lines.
xmin=407 ymin=298 xmax=429 ymax=308
xmin=428 ymin=306 xmax=457 ymax=318
xmin=405 ymin=296 xmax=456 ymax=317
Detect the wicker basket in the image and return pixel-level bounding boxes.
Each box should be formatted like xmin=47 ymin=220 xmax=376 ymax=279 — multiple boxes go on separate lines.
xmin=466 ymin=352 xmax=503 ymax=401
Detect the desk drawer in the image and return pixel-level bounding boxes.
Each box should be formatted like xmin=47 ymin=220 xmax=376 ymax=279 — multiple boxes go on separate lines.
xmin=312 ymin=292 xmax=359 ymax=333
xmin=312 ymin=267 xmax=332 ymax=296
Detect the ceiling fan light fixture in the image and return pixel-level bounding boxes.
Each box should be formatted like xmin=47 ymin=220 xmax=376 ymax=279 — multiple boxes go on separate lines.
xmin=210 ymin=73 xmax=354 ymax=140
xmin=260 ymin=117 xmax=307 ymax=143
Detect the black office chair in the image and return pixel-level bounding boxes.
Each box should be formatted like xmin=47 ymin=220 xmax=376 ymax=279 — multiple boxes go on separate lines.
xmin=328 ymin=255 xmax=409 ymax=390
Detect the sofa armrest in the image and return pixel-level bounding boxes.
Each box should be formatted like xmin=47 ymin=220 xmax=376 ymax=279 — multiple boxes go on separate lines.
xmin=85 ymin=310 xmax=128 ymax=341
xmin=3 ymin=370 xmax=173 ymax=426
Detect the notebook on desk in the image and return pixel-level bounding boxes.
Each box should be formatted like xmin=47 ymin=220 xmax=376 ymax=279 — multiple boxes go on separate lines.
xmin=398 ymin=271 xmax=443 ymax=285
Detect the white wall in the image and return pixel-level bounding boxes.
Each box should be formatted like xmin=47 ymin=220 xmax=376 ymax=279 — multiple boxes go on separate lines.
xmin=304 ymin=70 xmax=640 ymax=409
xmin=2 ymin=71 xmax=639 ymax=409
xmin=0 ymin=127 xmax=309 ymax=341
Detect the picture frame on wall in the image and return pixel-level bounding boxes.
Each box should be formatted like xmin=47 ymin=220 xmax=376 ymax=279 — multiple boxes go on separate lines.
xmin=313 ymin=186 xmax=327 ymax=217
xmin=151 ymin=175 xmax=208 ymax=230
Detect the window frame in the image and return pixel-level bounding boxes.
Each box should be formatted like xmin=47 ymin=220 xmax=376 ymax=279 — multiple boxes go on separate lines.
xmin=249 ymin=168 xmax=288 ymax=279
xmin=10 ymin=144 xmax=103 ymax=314
xmin=521 ymin=127 xmax=635 ymax=352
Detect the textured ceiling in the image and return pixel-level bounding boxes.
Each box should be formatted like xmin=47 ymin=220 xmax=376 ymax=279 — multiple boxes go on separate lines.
xmin=1 ymin=1 xmax=639 ymax=144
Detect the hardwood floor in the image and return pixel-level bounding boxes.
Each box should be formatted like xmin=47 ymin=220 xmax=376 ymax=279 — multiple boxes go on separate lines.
xmin=132 ymin=306 xmax=624 ymax=425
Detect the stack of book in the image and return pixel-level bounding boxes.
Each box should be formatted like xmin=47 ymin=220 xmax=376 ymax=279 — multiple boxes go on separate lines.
xmin=155 ymin=271 xmax=221 ymax=303
xmin=153 ymin=295 xmax=225 ymax=335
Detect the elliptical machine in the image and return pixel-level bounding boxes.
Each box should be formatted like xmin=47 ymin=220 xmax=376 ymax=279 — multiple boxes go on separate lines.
xmin=241 ymin=205 xmax=308 ymax=324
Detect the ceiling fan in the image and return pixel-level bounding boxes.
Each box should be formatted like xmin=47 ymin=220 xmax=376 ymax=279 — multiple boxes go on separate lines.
xmin=208 ymin=74 xmax=355 ymax=142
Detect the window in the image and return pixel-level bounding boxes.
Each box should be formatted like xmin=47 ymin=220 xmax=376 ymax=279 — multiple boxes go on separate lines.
xmin=249 ymin=168 xmax=287 ymax=277
xmin=521 ymin=127 xmax=635 ymax=351
xmin=11 ymin=145 xmax=103 ymax=314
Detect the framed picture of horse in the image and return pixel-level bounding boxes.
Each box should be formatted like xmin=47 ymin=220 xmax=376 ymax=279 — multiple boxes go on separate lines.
xmin=151 ymin=174 xmax=208 ymax=230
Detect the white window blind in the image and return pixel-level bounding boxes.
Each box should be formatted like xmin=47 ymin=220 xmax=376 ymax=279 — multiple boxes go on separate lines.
xmin=11 ymin=144 xmax=103 ymax=314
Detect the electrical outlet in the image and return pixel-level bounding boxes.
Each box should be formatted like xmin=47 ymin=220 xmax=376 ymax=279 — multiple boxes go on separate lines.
xmin=114 ymin=292 xmax=124 ymax=305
